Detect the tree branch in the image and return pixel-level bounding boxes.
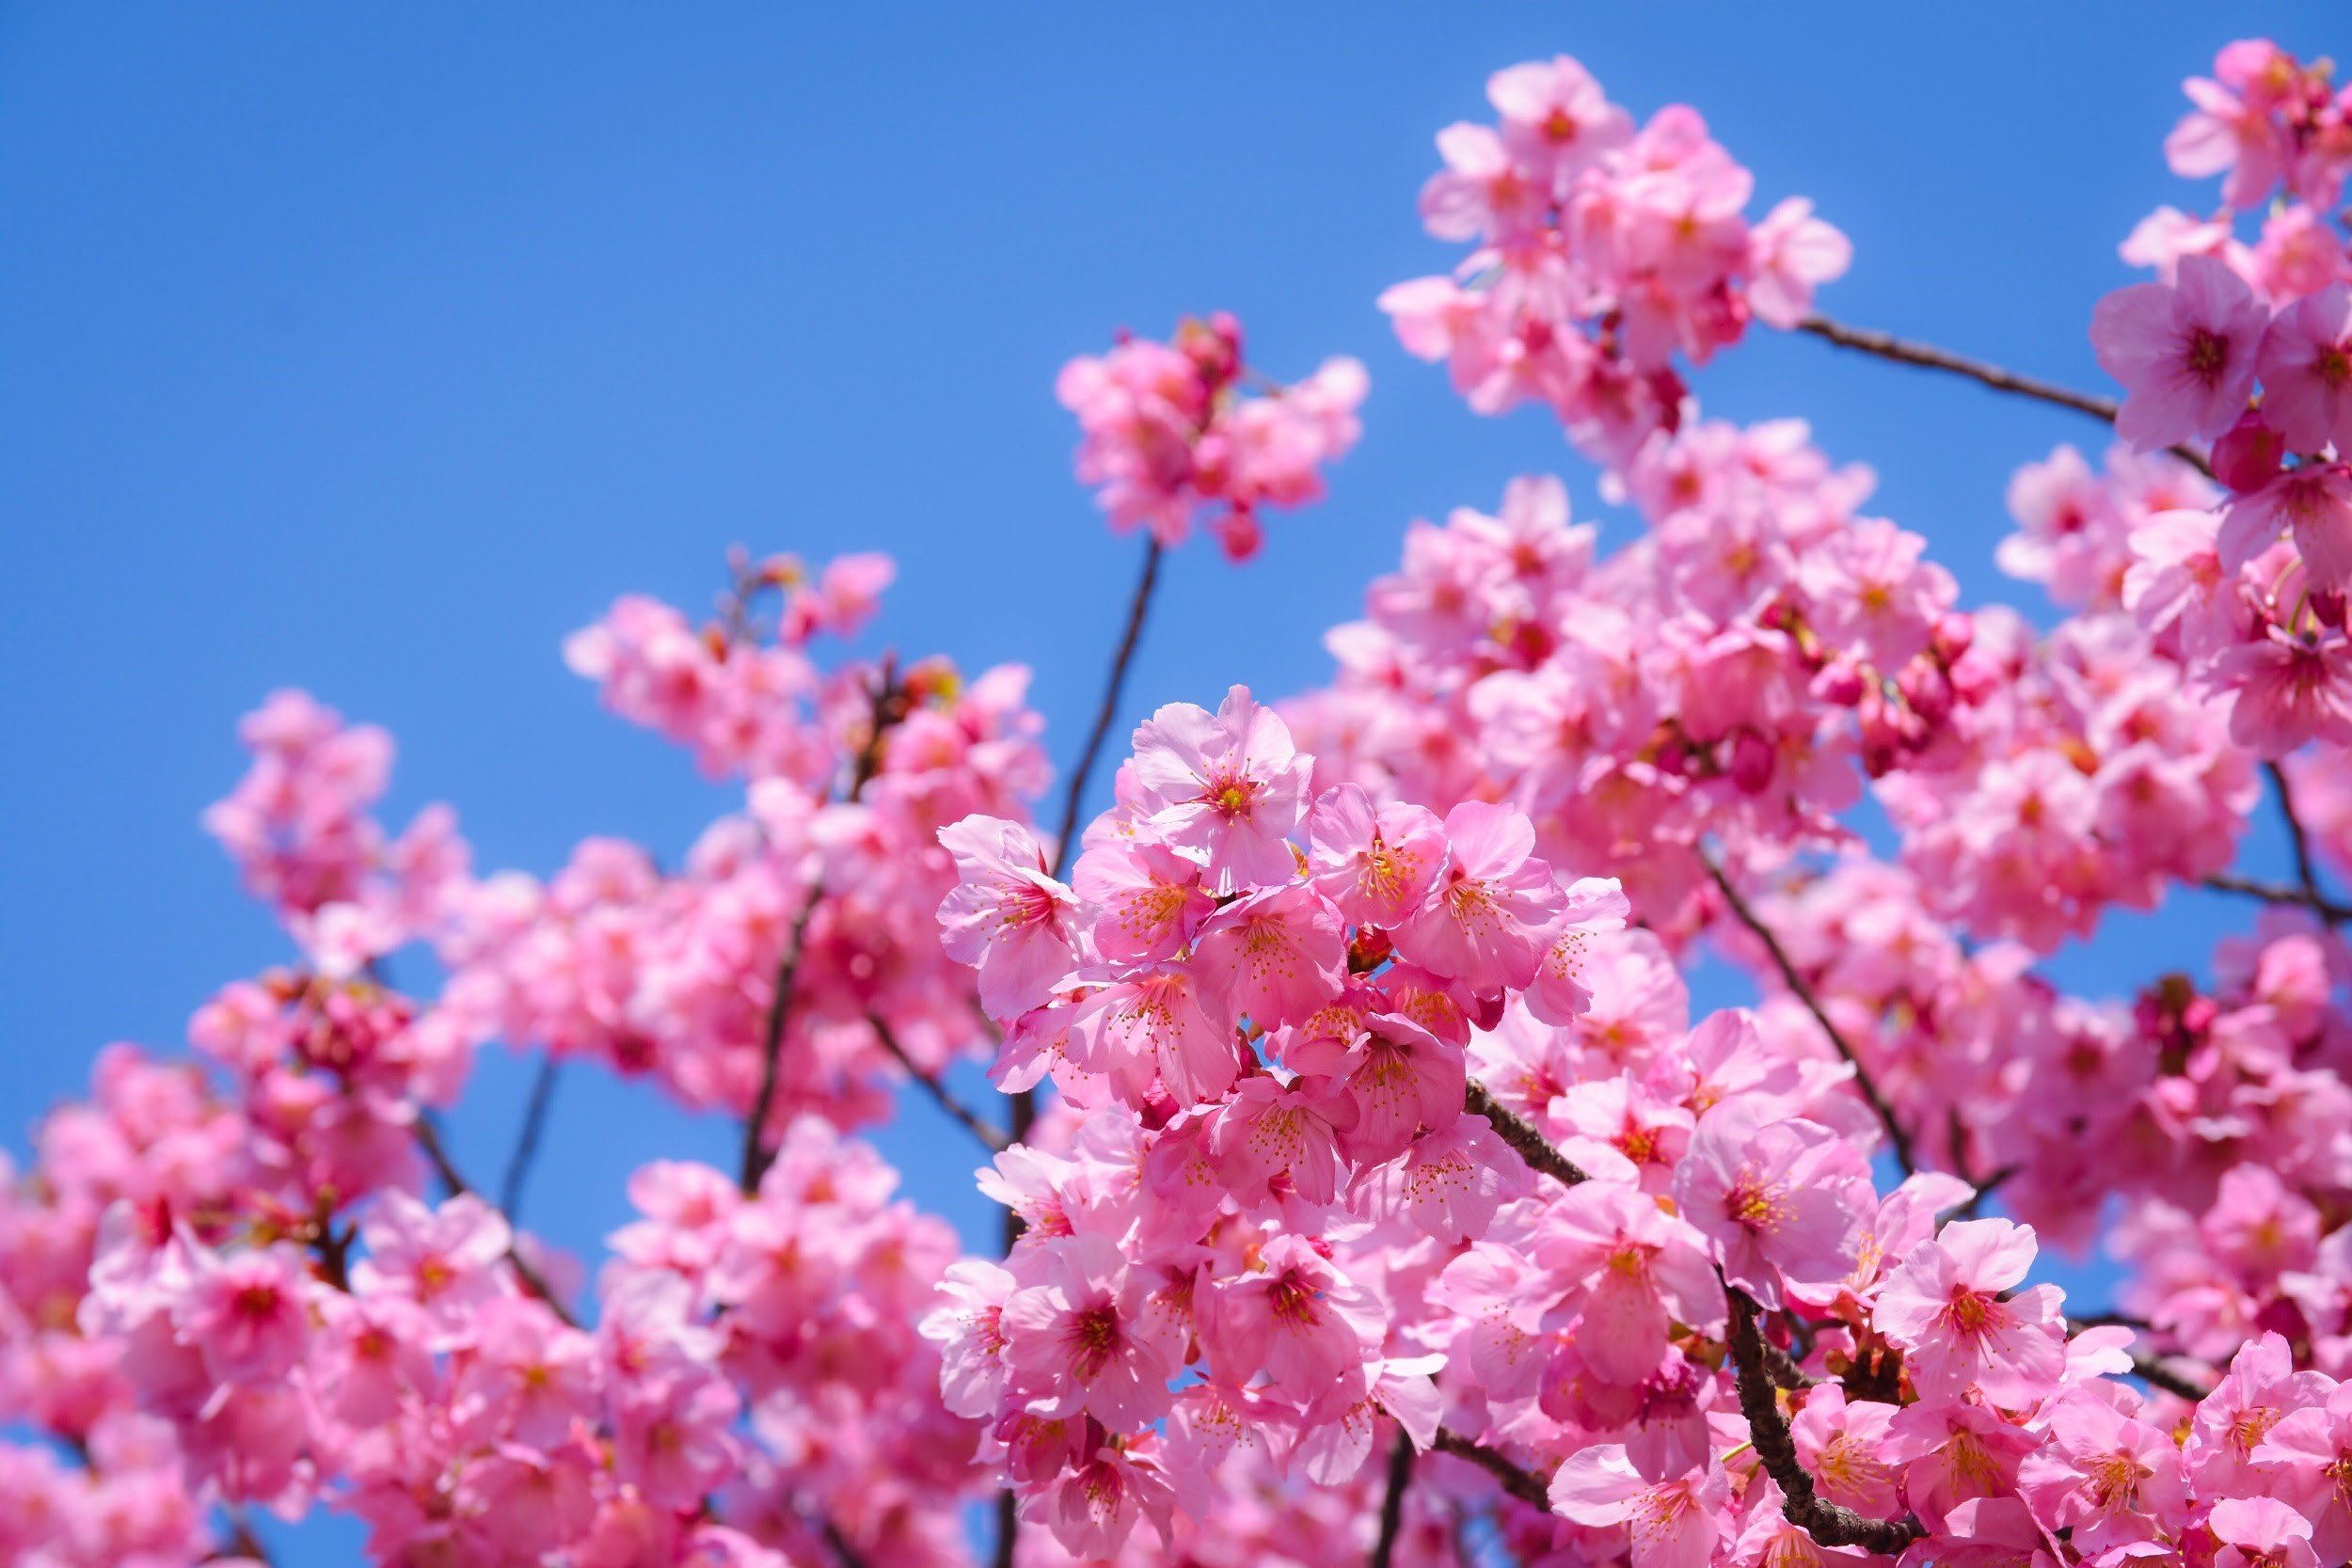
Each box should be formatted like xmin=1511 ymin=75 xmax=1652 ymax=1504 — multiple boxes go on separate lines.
xmin=1699 ymin=845 xmax=1917 ymax=1177
xmin=868 ymin=1014 xmax=1007 ymax=1152
xmin=1727 ymin=1291 xmax=1922 ymax=1555
xmin=1796 ymin=312 xmax=2214 ymax=476
xmin=500 ymin=1053 xmax=562 ymax=1223
xmin=741 ymin=666 xmax=903 ymax=1195
xmin=1428 ymin=1428 xmax=1551 ymax=1512
xmin=1369 ymin=1426 xmax=1416 ymax=1568
xmin=410 ymin=1117 xmax=577 ymax=1327
xmin=2201 ymin=870 xmax=2352 ymax=926
xmin=2269 ymin=760 xmax=2327 ymax=905
xmin=2065 ymin=1316 xmax=2214 ymax=1402
xmin=217 ymin=1508 xmax=275 ymax=1565
xmin=1048 ymin=535 xmax=1165 ymax=882
xmin=1464 ymin=1078 xmax=1589 ymax=1187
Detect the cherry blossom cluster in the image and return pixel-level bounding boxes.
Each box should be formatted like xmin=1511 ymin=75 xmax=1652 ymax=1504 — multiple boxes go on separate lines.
xmin=1282 ymin=427 xmax=1981 ymax=930
xmin=1380 ymin=55 xmax=1851 ymax=466
xmin=2092 ymin=42 xmax=2352 ymax=755
xmin=18 ymin=35 xmax=2352 ymax=1568
xmin=1056 ymin=312 xmax=1367 ymax=561
xmin=930 ymin=692 xmax=2352 ymax=1568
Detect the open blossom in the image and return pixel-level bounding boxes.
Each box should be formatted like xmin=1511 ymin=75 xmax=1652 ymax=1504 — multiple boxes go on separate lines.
xmin=1675 ymin=1096 xmax=1869 ymax=1304
xmin=173 ymin=1243 xmax=312 ymax=1386
xmin=1549 ymin=1447 xmax=1727 ymax=1568
xmin=1200 ymin=1234 xmax=1382 ymax=1395
xmin=1524 ymin=876 xmax=1631 ymax=1023
xmin=1874 ymin=1218 xmax=2066 ymax=1405
xmin=2091 ymin=254 xmax=2267 ymax=449
xmin=937 ymin=816 xmax=1079 ymax=1021
xmin=2217 ymin=464 xmax=2352 ymax=589
xmin=1130 ymin=687 xmax=1311 ymax=892
xmin=1001 ymin=1233 xmax=1179 ymax=1430
xmin=2260 ymin=285 xmax=2352 ymax=455
xmin=1392 ymin=800 xmax=1567 ymax=993
xmin=1530 ymin=1181 xmax=1719 ymax=1385
xmin=2257 ymin=1384 xmax=2352 ymax=1562
xmin=1305 ymin=784 xmax=1448 ymax=928
xmin=1190 ymin=880 xmax=1345 ymax=1027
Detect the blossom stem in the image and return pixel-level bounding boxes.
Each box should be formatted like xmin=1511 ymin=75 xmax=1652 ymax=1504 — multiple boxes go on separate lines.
xmin=500 ymin=1053 xmax=561 ymax=1224
xmin=741 ymin=666 xmax=904 ymax=1195
xmin=1698 ymin=845 xmax=1918 ymax=1177
xmin=410 ymin=1116 xmax=578 ymax=1328
xmin=1464 ymin=1078 xmax=1589 ymax=1187
xmin=2201 ymin=870 xmax=2352 ymax=925
xmin=1368 ymin=1427 xmax=1416 ymax=1568
xmin=867 ymin=1013 xmax=1008 ymax=1152
xmin=1726 ymin=1290 xmax=1922 ymax=1555
xmin=1796 ymin=312 xmax=2215 ymax=476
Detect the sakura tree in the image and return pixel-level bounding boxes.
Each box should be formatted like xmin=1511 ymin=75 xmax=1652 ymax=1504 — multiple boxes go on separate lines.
xmin=12 ymin=36 xmax=2352 ymax=1568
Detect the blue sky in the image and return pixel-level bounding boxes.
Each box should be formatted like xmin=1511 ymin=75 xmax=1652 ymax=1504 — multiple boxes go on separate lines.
xmin=1 ymin=6 xmax=2335 ymax=1557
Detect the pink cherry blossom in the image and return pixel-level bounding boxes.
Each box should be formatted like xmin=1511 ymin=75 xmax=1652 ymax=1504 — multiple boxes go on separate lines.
xmin=2091 ymin=254 xmax=2268 ymax=449
xmin=1873 ymin=1218 xmax=2067 ymax=1406
xmin=937 ymin=815 xmax=1079 ymax=1021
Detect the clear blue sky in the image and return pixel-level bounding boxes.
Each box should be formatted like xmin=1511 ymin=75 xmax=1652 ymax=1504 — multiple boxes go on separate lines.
xmin=0 ymin=7 xmax=2330 ymax=1558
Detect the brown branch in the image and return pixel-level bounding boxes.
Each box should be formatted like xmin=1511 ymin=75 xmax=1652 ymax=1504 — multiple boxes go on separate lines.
xmin=1048 ymin=535 xmax=1165 ymax=882
xmin=1428 ymin=1427 xmax=1551 ymax=1512
xmin=1369 ymin=1426 xmax=1416 ymax=1568
xmin=1464 ymin=1078 xmax=1589 ymax=1187
xmin=1698 ymin=845 xmax=1917 ymax=1177
xmin=1797 ymin=313 xmax=2215 ymax=477
xmin=411 ymin=1117 xmax=577 ymax=1327
xmin=500 ymin=1053 xmax=561 ymax=1223
xmin=2065 ymin=1316 xmax=2214 ymax=1402
xmin=741 ymin=665 xmax=902 ymax=1195
xmin=821 ymin=1518 xmax=873 ymax=1568
xmin=2201 ymin=870 xmax=2352 ymax=926
xmin=1756 ymin=1331 xmax=1818 ymax=1391
xmin=217 ymin=1508 xmax=275 ymax=1564
xmin=992 ymin=1491 xmax=1021 ymax=1568
xmin=2269 ymin=760 xmax=2330 ymax=908
xmin=868 ymin=1014 xmax=1007 ymax=1152
xmin=1727 ymin=1291 xmax=1922 ymax=1555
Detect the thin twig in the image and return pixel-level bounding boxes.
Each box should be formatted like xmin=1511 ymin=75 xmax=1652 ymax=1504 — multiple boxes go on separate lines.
xmin=2065 ymin=1316 xmax=2214 ymax=1402
xmin=1796 ymin=312 xmax=2215 ymax=477
xmin=741 ymin=666 xmax=902 ymax=1195
xmin=1048 ymin=535 xmax=1165 ymax=882
xmin=1369 ymin=1427 xmax=1417 ymax=1568
xmin=1698 ymin=845 xmax=1916 ymax=1177
xmin=869 ymin=1014 xmax=1007 ymax=1152
xmin=2269 ymin=760 xmax=2327 ymax=906
xmin=821 ymin=1518 xmax=873 ymax=1568
xmin=1464 ymin=1079 xmax=1589 ymax=1187
xmin=740 ymin=887 xmax=828 ymax=1193
xmin=2201 ymin=870 xmax=2352 ymax=926
xmin=219 ymin=1508 xmax=275 ymax=1564
xmin=501 ymin=1054 xmax=562 ymax=1223
xmin=984 ymin=538 xmax=1166 ymax=1568
xmin=411 ymin=1117 xmax=577 ymax=1327
xmin=1727 ymin=1290 xmax=1922 ymax=1555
